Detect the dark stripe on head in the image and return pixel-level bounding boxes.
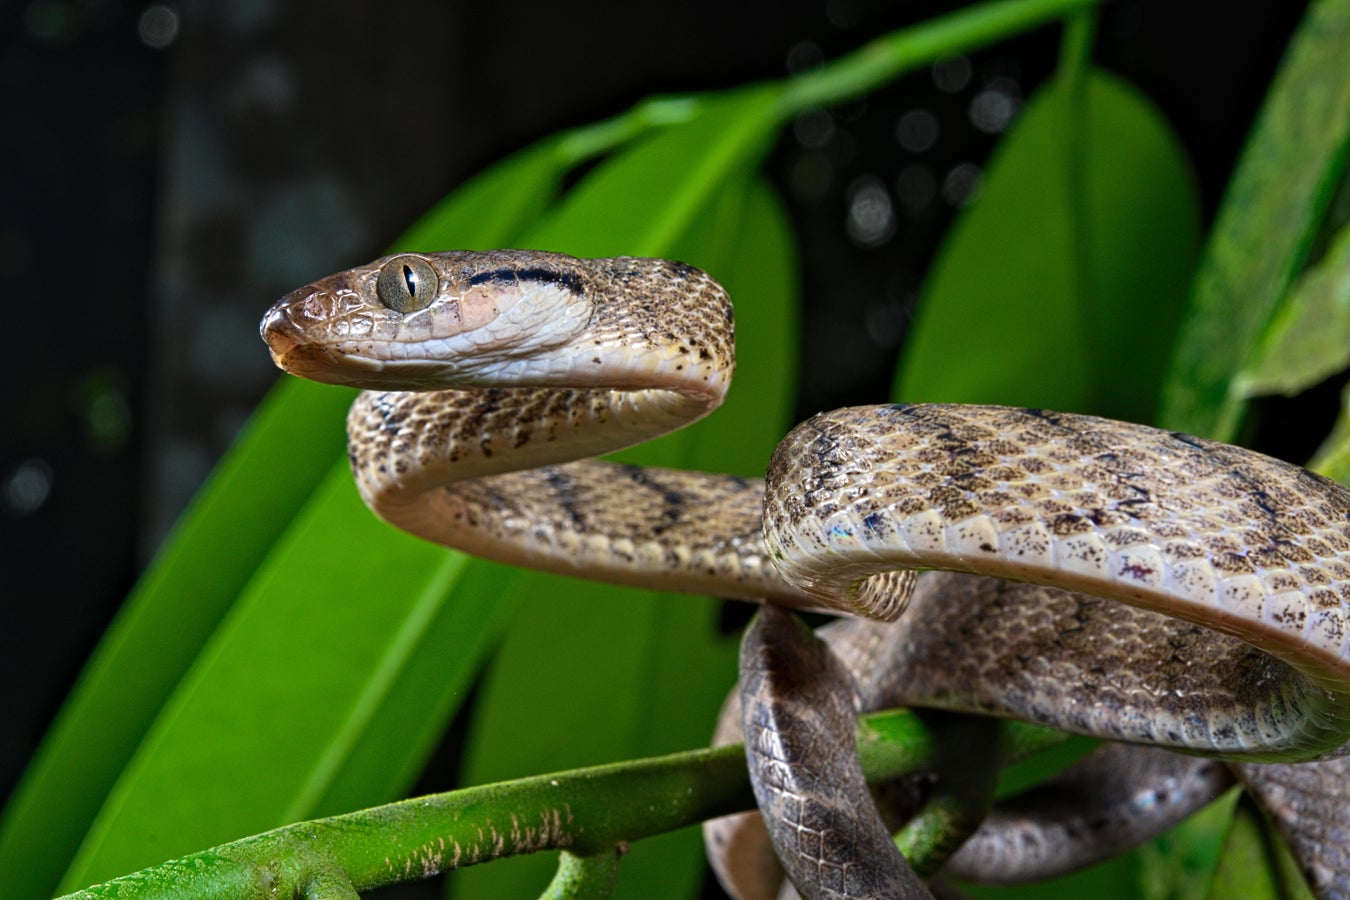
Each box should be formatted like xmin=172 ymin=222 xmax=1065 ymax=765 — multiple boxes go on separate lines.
xmin=469 ymin=266 xmax=583 ymax=295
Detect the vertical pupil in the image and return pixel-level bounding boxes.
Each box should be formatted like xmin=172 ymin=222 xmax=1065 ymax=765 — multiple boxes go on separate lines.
xmin=402 ymin=264 xmax=417 ymax=296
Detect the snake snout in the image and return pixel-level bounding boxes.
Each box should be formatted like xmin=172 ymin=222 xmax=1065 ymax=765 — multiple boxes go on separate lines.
xmin=260 ymin=296 xmax=352 ymax=383
xmin=260 ymin=301 xmax=308 ymax=367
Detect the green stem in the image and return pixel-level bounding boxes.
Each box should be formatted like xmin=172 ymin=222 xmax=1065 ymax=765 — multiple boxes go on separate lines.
xmin=540 ymin=849 xmax=623 ymax=899
xmin=894 ymin=714 xmax=1003 ymax=878
xmin=57 ymin=713 xmax=1066 ymax=899
xmin=778 ymin=0 xmax=1106 ymax=116
xmin=301 ymin=870 xmax=361 ymax=900
xmin=546 ymin=0 xmax=1110 ymax=174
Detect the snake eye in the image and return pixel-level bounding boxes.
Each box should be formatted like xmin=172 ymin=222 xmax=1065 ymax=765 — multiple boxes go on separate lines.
xmin=376 ymin=255 xmax=439 ymax=313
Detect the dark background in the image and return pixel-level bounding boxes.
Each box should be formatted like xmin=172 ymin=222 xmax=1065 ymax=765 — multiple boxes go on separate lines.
xmin=0 ymin=0 xmax=1322 ymax=892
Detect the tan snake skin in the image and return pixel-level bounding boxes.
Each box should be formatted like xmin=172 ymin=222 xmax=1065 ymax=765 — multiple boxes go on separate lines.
xmin=262 ymin=251 xmax=1350 ymax=898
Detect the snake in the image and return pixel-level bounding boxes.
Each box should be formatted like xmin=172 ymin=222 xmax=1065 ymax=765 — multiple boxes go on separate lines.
xmin=261 ymin=250 xmax=1350 ymax=898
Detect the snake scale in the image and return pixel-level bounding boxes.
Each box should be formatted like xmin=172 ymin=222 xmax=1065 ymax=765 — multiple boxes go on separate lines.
xmin=262 ymin=251 xmax=1350 ymax=899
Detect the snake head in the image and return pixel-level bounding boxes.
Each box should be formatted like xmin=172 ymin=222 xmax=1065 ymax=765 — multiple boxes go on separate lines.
xmin=262 ymin=251 xmax=735 ymax=401
xmin=260 ymin=250 xmax=596 ymax=389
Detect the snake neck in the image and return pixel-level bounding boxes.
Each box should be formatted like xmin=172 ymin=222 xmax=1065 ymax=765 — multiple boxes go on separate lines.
xmin=342 ymin=379 xmax=815 ymax=605
xmin=348 ymin=383 xmax=722 ymax=516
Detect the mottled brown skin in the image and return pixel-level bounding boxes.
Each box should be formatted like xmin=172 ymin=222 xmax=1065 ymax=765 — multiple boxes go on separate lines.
xmin=714 ymin=579 xmax=1350 ymax=894
xmin=265 ymin=251 xmax=819 ymax=607
xmin=942 ymin=743 xmax=1234 ymax=883
xmin=263 ymin=252 xmax=1350 ymax=899
xmin=739 ymin=606 xmax=928 ymax=899
xmin=767 ymin=405 xmax=1350 ymax=758
xmin=1234 ymin=758 xmax=1350 ymax=897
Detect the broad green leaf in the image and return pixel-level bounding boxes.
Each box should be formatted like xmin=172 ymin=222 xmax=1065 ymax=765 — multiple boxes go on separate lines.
xmin=1134 ymin=788 xmax=1242 ymax=900
xmin=1235 ymin=222 xmax=1350 ymax=397
xmin=59 ymin=462 xmax=467 ymax=888
xmin=32 ymin=137 xmax=594 ymax=896
xmin=520 ymin=83 xmax=783 ymax=258
xmin=450 ymin=174 xmax=798 ymax=899
xmin=391 ymin=135 xmax=568 ymax=253
xmin=0 ymin=376 xmax=351 ymax=900
xmin=1206 ymin=796 xmax=1313 ymax=900
xmin=390 ymin=95 xmax=705 ymax=254
xmin=1160 ymin=0 xmax=1350 ymax=440
xmin=309 ymin=561 xmax=527 ymax=817
xmin=895 ymin=69 xmax=1199 ymax=423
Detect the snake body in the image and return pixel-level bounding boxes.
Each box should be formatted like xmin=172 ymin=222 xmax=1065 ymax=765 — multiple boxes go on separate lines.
xmin=263 ymin=251 xmax=1350 ymax=898
xmin=263 ymin=250 xmax=807 ymax=606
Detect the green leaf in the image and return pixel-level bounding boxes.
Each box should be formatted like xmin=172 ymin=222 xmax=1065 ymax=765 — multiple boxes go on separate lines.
xmin=1235 ymin=222 xmax=1350 ymax=397
xmin=390 ymin=136 xmax=569 ymax=252
xmin=1309 ymin=381 xmax=1350 ymax=484
xmin=1160 ymin=0 xmax=1350 ymax=440
xmin=57 ymin=464 xmax=499 ymax=890
xmin=894 ymin=68 xmax=1200 ymax=423
xmin=450 ymin=172 xmax=798 ymax=899
xmin=1134 ymin=789 xmax=1241 ymax=900
xmin=389 ymin=94 xmax=706 ymax=254
xmin=0 ymin=376 xmax=352 ymax=900
xmin=1206 ymin=796 xmax=1313 ymax=900
xmin=12 ymin=133 xmax=590 ymax=897
xmin=520 ymin=83 xmax=783 ymax=258
xmin=308 ymin=561 xmax=527 ymax=817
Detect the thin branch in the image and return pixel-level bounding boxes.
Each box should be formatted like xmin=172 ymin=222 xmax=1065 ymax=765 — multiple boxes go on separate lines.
xmin=778 ymin=0 xmax=1106 ymax=116
xmin=58 ymin=714 xmax=1066 ymax=899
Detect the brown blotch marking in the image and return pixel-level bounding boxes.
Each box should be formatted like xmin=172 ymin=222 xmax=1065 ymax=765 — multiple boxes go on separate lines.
xmin=1049 ymin=513 xmax=1093 ymax=536
xmin=1103 ymin=528 xmax=1151 ymax=548
xmin=941 ymin=498 xmax=983 ymax=521
xmin=894 ymin=497 xmax=929 ymax=517
xmin=1271 ymin=606 xmax=1307 ymax=627
xmin=1120 ymin=561 xmax=1157 ymax=581
xmin=1311 ymin=588 xmax=1342 ymax=609
xmin=1298 ymin=565 xmax=1332 ymax=586
xmin=984 ymin=439 xmax=1025 ymax=457
xmin=955 ymin=474 xmax=995 ymax=491
xmin=976 ymin=489 xmax=1018 ymax=508
xmin=992 ymin=507 xmax=1035 ymax=526
xmin=1279 ymin=542 xmax=1316 ymax=564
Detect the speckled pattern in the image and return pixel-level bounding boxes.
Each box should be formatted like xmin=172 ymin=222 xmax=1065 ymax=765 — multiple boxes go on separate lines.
xmin=264 ymin=251 xmax=813 ymax=605
xmin=944 ymin=744 xmax=1233 ymax=884
xmin=1235 ymin=757 xmax=1350 ymax=897
xmin=265 ymin=254 xmax=1350 ymax=899
xmin=739 ymin=606 xmax=927 ymax=899
xmin=766 ymin=405 xmax=1350 ymax=754
xmin=711 ymin=582 xmax=1348 ymax=895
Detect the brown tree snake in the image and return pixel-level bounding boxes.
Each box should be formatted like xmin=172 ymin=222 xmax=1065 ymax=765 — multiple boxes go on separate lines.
xmin=262 ymin=251 xmax=1350 ymax=898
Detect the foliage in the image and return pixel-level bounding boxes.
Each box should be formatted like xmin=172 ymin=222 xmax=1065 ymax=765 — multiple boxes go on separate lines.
xmin=5 ymin=0 xmax=1350 ymax=897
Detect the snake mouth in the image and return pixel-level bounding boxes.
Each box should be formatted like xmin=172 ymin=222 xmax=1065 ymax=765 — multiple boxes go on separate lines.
xmin=260 ymin=303 xmax=330 ymax=373
xmin=262 ymin=304 xmax=465 ymax=389
xmin=260 ymin=302 xmax=380 ymax=386
xmin=260 ymin=305 xmax=301 ymax=362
